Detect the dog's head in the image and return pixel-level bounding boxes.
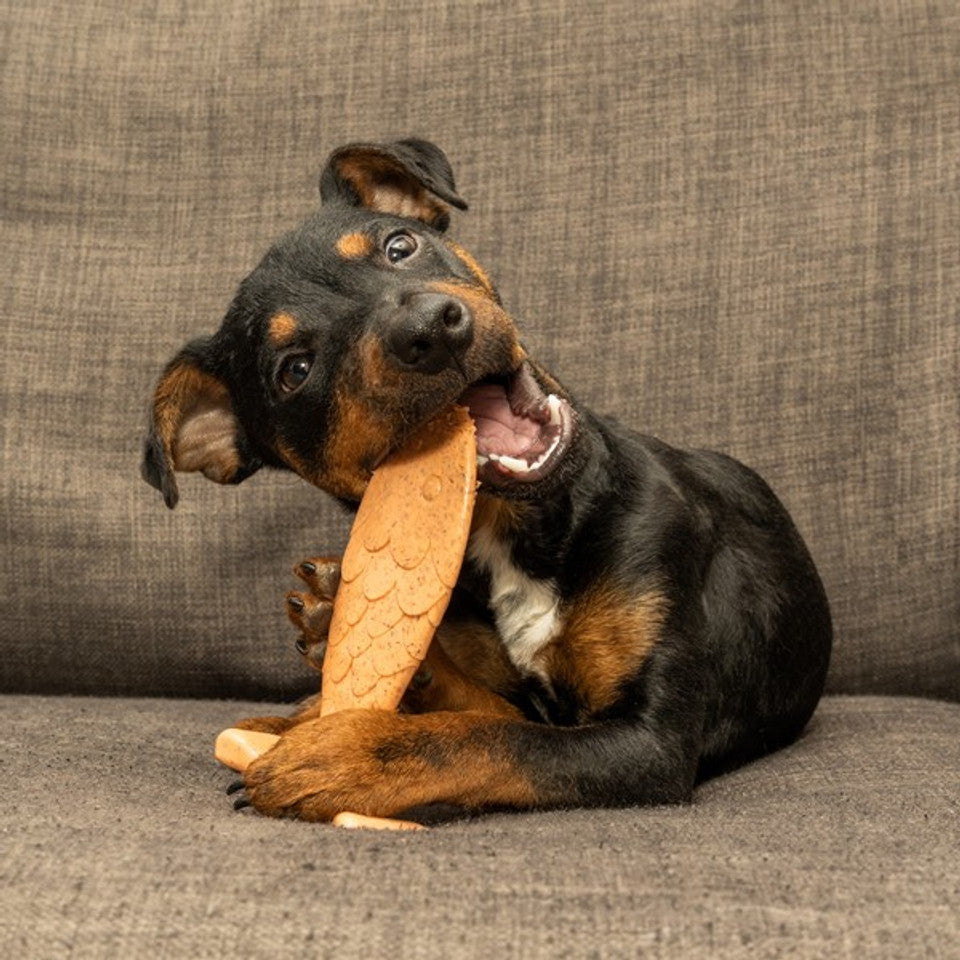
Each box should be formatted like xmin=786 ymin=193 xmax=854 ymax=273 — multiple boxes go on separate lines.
xmin=142 ymin=138 xmax=578 ymax=507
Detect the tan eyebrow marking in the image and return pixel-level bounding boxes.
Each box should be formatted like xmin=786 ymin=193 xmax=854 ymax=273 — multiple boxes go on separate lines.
xmin=268 ymin=312 xmax=298 ymax=347
xmin=447 ymin=241 xmax=495 ymax=297
xmin=336 ymin=232 xmax=374 ymax=259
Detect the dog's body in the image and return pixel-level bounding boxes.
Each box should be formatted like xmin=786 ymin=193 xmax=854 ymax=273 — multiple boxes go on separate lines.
xmin=143 ymin=139 xmax=831 ymax=820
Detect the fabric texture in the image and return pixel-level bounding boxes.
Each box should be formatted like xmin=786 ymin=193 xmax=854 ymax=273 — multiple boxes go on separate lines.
xmin=2 ymin=694 xmax=958 ymax=959
xmin=1 ymin=0 xmax=958 ymax=701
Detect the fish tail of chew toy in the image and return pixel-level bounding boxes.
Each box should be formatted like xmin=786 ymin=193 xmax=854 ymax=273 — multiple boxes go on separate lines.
xmin=213 ymin=727 xmax=427 ymax=831
xmin=214 ymin=728 xmax=280 ymax=772
xmin=332 ymin=812 xmax=426 ymax=831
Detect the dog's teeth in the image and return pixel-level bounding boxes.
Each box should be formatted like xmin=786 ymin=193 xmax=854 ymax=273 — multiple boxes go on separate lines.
xmin=489 ymin=454 xmax=527 ymax=473
xmin=485 ymin=427 xmax=563 ymax=478
xmin=477 ymin=454 xmax=489 ymax=467
xmin=546 ymin=395 xmax=562 ymax=426
xmin=530 ymin=436 xmax=556 ymax=471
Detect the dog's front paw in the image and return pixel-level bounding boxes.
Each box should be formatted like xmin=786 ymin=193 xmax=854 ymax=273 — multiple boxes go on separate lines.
xmin=285 ymin=556 xmax=341 ymax=671
xmin=237 ymin=711 xmax=402 ymax=821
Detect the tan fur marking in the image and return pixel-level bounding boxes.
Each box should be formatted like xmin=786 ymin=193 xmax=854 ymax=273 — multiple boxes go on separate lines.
xmin=448 ymin=241 xmax=496 ymax=296
xmin=275 ymin=440 xmax=322 ymax=487
xmin=316 ymin=335 xmax=401 ymax=498
xmin=336 ymin=153 xmax=449 ymax=225
xmin=403 ymin=635 xmax=523 ymax=719
xmin=357 ymin=333 xmax=404 ymax=391
xmin=272 ymin=337 xmax=396 ymax=500
xmin=268 ymin=312 xmax=298 ymax=347
xmin=428 ymin=278 xmax=495 ymax=304
xmin=543 ymin=585 xmax=670 ymax=714
xmin=321 ymin=386 xmax=394 ymax=501
xmin=336 ymin=232 xmax=373 ymax=259
xmin=154 ymin=365 xmax=239 ymax=482
xmin=337 ymin=153 xmax=395 ymax=208
xmin=154 ymin=364 xmax=209 ymax=452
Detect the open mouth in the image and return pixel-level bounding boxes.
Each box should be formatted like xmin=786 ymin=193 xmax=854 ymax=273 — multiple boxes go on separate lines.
xmin=458 ymin=362 xmax=576 ymax=487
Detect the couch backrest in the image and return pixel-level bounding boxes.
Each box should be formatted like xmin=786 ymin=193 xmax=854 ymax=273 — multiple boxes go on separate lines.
xmin=2 ymin=0 xmax=957 ymax=702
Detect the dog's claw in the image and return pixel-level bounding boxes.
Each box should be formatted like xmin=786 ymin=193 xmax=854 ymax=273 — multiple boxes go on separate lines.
xmin=294 ymin=557 xmax=342 ymax=599
xmin=287 ymin=595 xmax=305 ymax=612
xmin=233 ymin=796 xmax=252 ymax=811
xmin=226 ymin=779 xmax=246 ymax=796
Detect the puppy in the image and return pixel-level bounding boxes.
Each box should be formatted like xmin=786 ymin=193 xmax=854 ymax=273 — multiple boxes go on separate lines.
xmin=142 ymin=138 xmax=832 ymax=820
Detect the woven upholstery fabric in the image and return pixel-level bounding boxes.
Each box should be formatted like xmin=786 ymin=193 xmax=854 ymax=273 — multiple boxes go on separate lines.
xmin=1 ymin=0 xmax=958 ymax=699
xmin=2 ymin=694 xmax=958 ymax=958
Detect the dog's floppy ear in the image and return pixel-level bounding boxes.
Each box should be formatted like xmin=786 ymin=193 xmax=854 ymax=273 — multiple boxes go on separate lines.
xmin=141 ymin=338 xmax=260 ymax=509
xmin=319 ymin=138 xmax=468 ymax=231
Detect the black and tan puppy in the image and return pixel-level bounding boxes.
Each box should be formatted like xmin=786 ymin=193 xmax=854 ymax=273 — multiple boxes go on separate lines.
xmin=142 ymin=138 xmax=832 ymax=821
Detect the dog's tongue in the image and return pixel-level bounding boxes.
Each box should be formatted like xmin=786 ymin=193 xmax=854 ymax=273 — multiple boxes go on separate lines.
xmin=460 ymin=383 xmax=541 ymax=458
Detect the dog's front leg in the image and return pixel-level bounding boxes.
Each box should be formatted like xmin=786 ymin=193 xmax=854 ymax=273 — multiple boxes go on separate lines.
xmin=238 ymin=710 xmax=537 ymax=820
xmin=239 ymin=692 xmax=704 ymax=820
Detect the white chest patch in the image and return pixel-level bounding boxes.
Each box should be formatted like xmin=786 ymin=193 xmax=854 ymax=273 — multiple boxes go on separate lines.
xmin=467 ymin=524 xmax=562 ymax=677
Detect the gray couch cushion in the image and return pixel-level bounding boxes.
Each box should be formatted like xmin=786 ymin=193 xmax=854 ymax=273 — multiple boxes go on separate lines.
xmin=2 ymin=694 xmax=958 ymax=957
xmin=2 ymin=0 xmax=958 ymax=701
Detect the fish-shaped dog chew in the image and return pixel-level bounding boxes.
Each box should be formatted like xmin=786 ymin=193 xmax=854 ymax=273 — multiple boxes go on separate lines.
xmin=320 ymin=404 xmax=477 ymax=716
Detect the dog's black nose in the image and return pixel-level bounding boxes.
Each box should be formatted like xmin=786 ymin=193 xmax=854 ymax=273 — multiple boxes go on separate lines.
xmin=383 ymin=293 xmax=473 ymax=374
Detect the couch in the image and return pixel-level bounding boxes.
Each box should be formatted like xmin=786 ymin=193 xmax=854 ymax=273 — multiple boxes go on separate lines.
xmin=2 ymin=1 xmax=957 ymax=956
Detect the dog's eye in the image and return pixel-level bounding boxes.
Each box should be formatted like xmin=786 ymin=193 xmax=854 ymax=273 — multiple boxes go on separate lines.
xmin=384 ymin=232 xmax=418 ymax=264
xmin=277 ymin=353 xmax=313 ymax=393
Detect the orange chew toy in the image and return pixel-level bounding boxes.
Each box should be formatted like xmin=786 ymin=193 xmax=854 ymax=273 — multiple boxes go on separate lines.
xmin=320 ymin=404 xmax=477 ymax=715
xmin=215 ymin=405 xmax=477 ymax=831
xmin=214 ymin=728 xmax=282 ymax=772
